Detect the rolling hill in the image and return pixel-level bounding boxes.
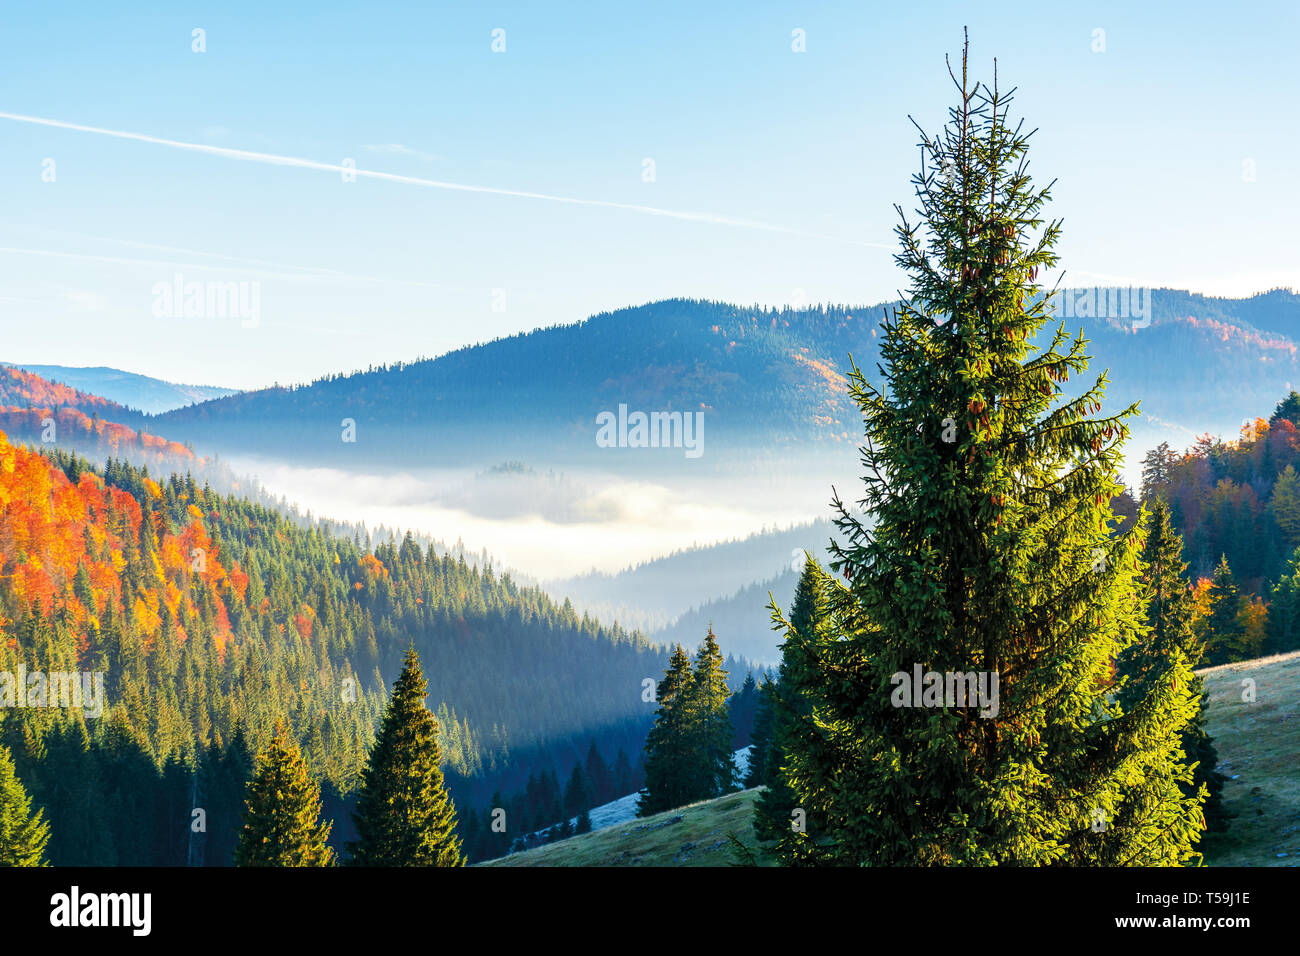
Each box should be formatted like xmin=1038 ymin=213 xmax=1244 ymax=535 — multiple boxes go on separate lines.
xmin=5 ymin=364 xmax=237 ymax=415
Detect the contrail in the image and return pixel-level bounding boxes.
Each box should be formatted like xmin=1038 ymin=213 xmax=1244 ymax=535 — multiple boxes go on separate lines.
xmin=0 ymin=111 xmax=892 ymax=248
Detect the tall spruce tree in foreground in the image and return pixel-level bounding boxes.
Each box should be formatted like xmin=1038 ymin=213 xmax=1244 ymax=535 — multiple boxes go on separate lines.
xmin=783 ymin=39 xmax=1205 ymax=865
xmin=234 ymin=728 xmax=335 ymax=866
xmin=0 ymin=742 xmax=50 ymax=866
xmin=349 ymin=647 xmax=464 ymax=866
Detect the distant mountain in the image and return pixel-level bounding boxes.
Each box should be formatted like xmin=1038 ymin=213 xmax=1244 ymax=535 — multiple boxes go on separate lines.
xmin=154 ymin=298 xmax=868 ymax=471
xmin=5 ymin=363 xmax=237 ymax=414
xmin=0 ymin=365 xmax=130 ymax=417
xmin=653 ymin=571 xmax=799 ymax=667
xmin=151 ymin=291 xmax=1300 ymax=471
xmin=1139 ymin=287 xmax=1300 ymax=341
xmin=0 ymin=365 xmax=195 ymax=471
xmin=548 ymin=519 xmax=839 ymax=632
xmin=1069 ymin=289 xmax=1300 ymax=443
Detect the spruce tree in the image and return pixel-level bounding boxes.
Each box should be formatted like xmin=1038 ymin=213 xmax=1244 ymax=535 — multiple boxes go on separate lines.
xmin=1139 ymin=441 xmax=1177 ymax=505
xmin=637 ymin=644 xmax=696 ymax=815
xmin=349 ymin=647 xmax=464 ymax=866
xmin=1117 ymin=500 xmax=1196 ymax=710
xmin=730 ymin=673 xmax=759 ymax=748
xmin=613 ymin=748 xmax=633 ymax=796
xmin=1271 ymin=390 xmax=1300 ymax=427
xmin=1198 ymin=556 xmax=1242 ymax=666
xmin=686 ymin=627 xmax=738 ymax=800
xmin=784 ymin=40 xmax=1204 ymax=864
xmin=1183 ymin=693 xmax=1230 ymax=833
xmin=745 ymin=674 xmax=777 ymax=789
xmin=1118 ymin=499 xmax=1225 ymax=836
xmin=0 ymin=742 xmax=50 ymax=866
xmin=233 ymin=729 xmax=334 ymax=867
xmin=1271 ymin=465 xmax=1300 ymax=549
xmin=1268 ymin=547 xmax=1300 ymax=654
xmin=762 ymin=557 xmax=832 ymax=863
xmin=584 ymin=740 xmax=613 ymax=804
xmin=563 ymin=762 xmax=590 ymax=818
xmin=544 ymin=769 xmax=563 ymax=827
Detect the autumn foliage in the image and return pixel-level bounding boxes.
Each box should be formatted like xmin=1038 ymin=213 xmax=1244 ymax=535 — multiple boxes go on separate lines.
xmin=0 ymin=430 xmax=235 ymax=661
xmin=0 ymin=367 xmax=121 ymax=413
xmin=0 ymin=407 xmax=192 ymax=466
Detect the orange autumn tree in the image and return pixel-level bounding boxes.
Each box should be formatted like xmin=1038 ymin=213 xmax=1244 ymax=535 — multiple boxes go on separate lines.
xmin=0 ymin=430 xmax=237 ymax=664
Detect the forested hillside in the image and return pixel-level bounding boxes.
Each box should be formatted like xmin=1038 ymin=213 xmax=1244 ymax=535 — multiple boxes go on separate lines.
xmin=0 ymin=366 xmax=130 ymax=417
xmin=1138 ymin=392 xmax=1300 ymax=664
xmin=0 ymin=430 xmax=669 ymax=864
xmin=0 ymin=406 xmax=194 ymax=469
xmin=0 ymin=365 xmax=193 ymax=474
xmin=1150 ymin=399 xmax=1300 ymax=584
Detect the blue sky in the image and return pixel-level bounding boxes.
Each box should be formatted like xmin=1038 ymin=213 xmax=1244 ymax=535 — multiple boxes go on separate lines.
xmin=1 ymin=0 xmax=1296 ymax=390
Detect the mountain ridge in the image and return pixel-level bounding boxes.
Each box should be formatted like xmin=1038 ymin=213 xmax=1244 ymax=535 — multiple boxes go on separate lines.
xmin=148 ymin=290 xmax=1300 ymax=470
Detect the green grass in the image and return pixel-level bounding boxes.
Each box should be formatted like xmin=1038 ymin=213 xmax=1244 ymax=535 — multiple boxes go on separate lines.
xmin=1198 ymin=650 xmax=1300 ymax=867
xmin=485 ymin=651 xmax=1300 ymax=867
xmin=480 ymin=789 xmax=766 ymax=867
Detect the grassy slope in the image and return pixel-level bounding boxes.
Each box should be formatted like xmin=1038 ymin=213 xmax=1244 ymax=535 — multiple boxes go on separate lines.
xmin=484 ymin=652 xmax=1300 ymax=867
xmin=481 ymin=789 xmax=766 ymax=867
xmin=1198 ymin=650 xmax=1300 ymax=867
